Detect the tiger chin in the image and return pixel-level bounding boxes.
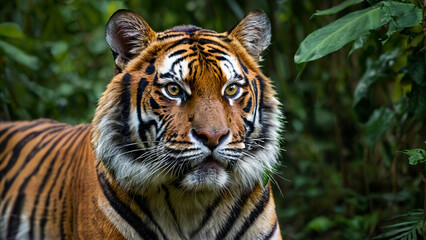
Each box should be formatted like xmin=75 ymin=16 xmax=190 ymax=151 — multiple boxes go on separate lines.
xmin=0 ymin=9 xmax=282 ymax=240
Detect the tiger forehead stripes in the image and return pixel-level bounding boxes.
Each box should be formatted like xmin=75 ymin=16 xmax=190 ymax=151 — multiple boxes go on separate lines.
xmin=0 ymin=9 xmax=282 ymax=239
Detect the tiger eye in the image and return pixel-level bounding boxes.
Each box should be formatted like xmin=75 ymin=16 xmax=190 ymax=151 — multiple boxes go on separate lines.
xmin=167 ymin=84 xmax=181 ymax=96
xmin=225 ymin=84 xmax=239 ymax=97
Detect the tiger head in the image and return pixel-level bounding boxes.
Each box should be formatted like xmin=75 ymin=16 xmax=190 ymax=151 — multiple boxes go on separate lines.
xmin=92 ymin=10 xmax=281 ymax=194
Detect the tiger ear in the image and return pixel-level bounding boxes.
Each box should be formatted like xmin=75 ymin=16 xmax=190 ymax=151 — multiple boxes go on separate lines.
xmin=228 ymin=10 xmax=271 ymax=62
xmin=105 ymin=10 xmax=157 ymax=72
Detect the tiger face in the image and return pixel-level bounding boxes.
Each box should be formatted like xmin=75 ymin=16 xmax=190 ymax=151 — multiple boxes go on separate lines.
xmin=92 ymin=10 xmax=281 ymax=194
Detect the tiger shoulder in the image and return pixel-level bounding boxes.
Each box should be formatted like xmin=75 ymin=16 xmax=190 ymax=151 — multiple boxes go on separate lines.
xmin=0 ymin=9 xmax=283 ymax=240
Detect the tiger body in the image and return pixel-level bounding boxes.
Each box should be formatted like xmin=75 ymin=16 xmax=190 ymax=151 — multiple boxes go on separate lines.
xmin=0 ymin=9 xmax=282 ymax=239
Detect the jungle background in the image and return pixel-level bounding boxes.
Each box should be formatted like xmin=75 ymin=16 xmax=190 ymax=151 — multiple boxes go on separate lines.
xmin=0 ymin=0 xmax=425 ymax=239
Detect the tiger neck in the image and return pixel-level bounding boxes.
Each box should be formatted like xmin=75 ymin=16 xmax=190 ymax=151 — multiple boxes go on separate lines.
xmin=95 ymin=162 xmax=247 ymax=239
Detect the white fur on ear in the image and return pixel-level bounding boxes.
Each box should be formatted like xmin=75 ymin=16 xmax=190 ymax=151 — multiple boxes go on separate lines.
xmin=105 ymin=10 xmax=156 ymax=71
xmin=228 ymin=10 xmax=271 ymax=61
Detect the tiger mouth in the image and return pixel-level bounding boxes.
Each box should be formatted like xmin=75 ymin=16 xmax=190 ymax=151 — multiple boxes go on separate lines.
xmin=187 ymin=154 xmax=228 ymax=173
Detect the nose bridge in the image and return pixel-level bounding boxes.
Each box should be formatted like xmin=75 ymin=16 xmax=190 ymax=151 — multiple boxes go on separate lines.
xmin=192 ymin=99 xmax=227 ymax=131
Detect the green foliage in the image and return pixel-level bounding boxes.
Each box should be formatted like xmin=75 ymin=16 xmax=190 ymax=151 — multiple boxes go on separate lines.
xmin=403 ymin=142 xmax=426 ymax=165
xmin=364 ymin=107 xmax=395 ymax=150
xmin=0 ymin=23 xmax=24 ymax=39
xmin=373 ymin=209 xmax=424 ymax=240
xmin=291 ymin=0 xmax=425 ymax=239
xmin=310 ymin=0 xmax=364 ymax=18
xmin=294 ymin=1 xmax=422 ymax=63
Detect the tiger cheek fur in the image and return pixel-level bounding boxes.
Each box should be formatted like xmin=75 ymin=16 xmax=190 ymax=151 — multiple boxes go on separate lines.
xmin=0 ymin=9 xmax=282 ymax=240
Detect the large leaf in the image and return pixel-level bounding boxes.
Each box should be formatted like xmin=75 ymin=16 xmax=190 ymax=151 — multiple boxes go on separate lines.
xmin=385 ymin=2 xmax=422 ymax=37
xmin=0 ymin=22 xmax=24 ymax=39
xmin=0 ymin=40 xmax=39 ymax=70
xmin=311 ymin=0 xmax=364 ymax=18
xmin=295 ymin=1 xmax=422 ymax=63
xmin=295 ymin=4 xmax=389 ymax=63
xmin=364 ymin=107 xmax=395 ymax=150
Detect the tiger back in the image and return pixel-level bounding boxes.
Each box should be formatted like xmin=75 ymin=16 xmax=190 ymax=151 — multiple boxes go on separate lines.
xmin=0 ymin=9 xmax=282 ymax=239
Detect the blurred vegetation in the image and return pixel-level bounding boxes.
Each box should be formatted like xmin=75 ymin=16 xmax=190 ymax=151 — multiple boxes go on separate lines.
xmin=0 ymin=0 xmax=425 ymax=239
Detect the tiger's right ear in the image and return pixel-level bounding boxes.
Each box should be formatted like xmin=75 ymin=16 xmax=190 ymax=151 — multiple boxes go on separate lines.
xmin=105 ymin=10 xmax=156 ymax=73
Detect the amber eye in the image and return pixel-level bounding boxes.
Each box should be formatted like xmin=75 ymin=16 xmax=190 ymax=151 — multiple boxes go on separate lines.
xmin=225 ymin=84 xmax=239 ymax=97
xmin=167 ymin=84 xmax=181 ymax=96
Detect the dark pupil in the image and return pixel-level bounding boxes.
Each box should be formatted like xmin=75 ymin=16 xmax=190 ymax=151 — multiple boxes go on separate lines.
xmin=170 ymin=86 xmax=178 ymax=94
xmin=228 ymin=86 xmax=235 ymax=94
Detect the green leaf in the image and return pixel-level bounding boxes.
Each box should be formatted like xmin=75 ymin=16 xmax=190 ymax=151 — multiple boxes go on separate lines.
xmin=384 ymin=2 xmax=422 ymax=37
xmin=373 ymin=210 xmax=424 ymax=239
xmin=307 ymin=216 xmax=334 ymax=232
xmin=353 ymin=49 xmax=400 ymax=121
xmin=0 ymin=22 xmax=24 ymax=39
xmin=349 ymin=33 xmax=370 ymax=56
xmin=0 ymin=40 xmax=39 ymax=70
xmin=311 ymin=0 xmax=364 ymax=18
xmin=364 ymin=107 xmax=395 ymax=150
xmin=294 ymin=4 xmax=392 ymax=63
xmin=403 ymin=149 xmax=426 ymax=165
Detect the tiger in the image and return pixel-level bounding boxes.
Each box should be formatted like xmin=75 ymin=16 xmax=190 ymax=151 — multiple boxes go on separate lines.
xmin=0 ymin=9 xmax=282 ymax=239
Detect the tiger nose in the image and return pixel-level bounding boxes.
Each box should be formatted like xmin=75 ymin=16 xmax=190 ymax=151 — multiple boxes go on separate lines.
xmin=191 ymin=128 xmax=230 ymax=149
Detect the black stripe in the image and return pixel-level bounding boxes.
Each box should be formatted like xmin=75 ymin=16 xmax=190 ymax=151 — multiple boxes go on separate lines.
xmin=137 ymin=77 xmax=149 ymax=144
xmin=1 ymin=126 xmax=66 ymax=199
xmin=133 ymin=195 xmax=169 ymax=240
xmin=165 ymin=38 xmax=194 ymax=52
xmin=171 ymin=56 xmax=190 ymax=75
xmin=6 ymin=194 xmax=25 ymax=239
xmin=256 ymin=75 xmax=265 ymax=125
xmin=156 ymin=118 xmax=173 ymax=141
xmin=145 ymin=64 xmax=156 ymax=75
xmin=238 ymin=55 xmax=248 ymax=74
xmin=157 ymin=33 xmax=185 ymax=41
xmin=234 ymin=186 xmax=271 ymax=239
xmin=261 ymin=219 xmax=278 ymax=240
xmin=190 ymin=196 xmax=222 ymax=238
xmin=169 ymin=49 xmax=187 ymax=58
xmin=98 ymin=172 xmax=158 ymax=239
xmin=198 ymin=38 xmax=228 ymax=50
xmin=162 ymin=185 xmax=185 ymax=239
xmin=243 ymin=97 xmax=253 ymax=113
xmin=150 ymin=97 xmax=161 ymax=110
xmin=120 ymin=73 xmax=132 ymax=138
xmin=215 ymin=191 xmax=251 ymax=240
xmin=188 ymin=59 xmax=197 ymax=78
xmin=0 ymin=124 xmax=14 ymax=138
xmin=243 ymin=118 xmax=255 ymax=138
xmin=208 ymin=48 xmax=229 ymax=56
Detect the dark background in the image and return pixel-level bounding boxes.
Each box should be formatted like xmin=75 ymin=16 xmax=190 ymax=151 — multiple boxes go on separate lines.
xmin=1 ymin=0 xmax=425 ymax=239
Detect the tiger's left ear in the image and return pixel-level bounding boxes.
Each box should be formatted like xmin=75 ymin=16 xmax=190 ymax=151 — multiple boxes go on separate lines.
xmin=228 ymin=10 xmax=271 ymax=62
xmin=106 ymin=10 xmax=157 ymax=73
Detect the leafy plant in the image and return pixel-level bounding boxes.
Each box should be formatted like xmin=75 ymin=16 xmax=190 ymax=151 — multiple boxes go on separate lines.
xmin=403 ymin=142 xmax=426 ymax=166
xmin=294 ymin=0 xmax=425 ymax=238
xmin=294 ymin=0 xmax=422 ymax=63
xmin=372 ymin=209 xmax=424 ymax=240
